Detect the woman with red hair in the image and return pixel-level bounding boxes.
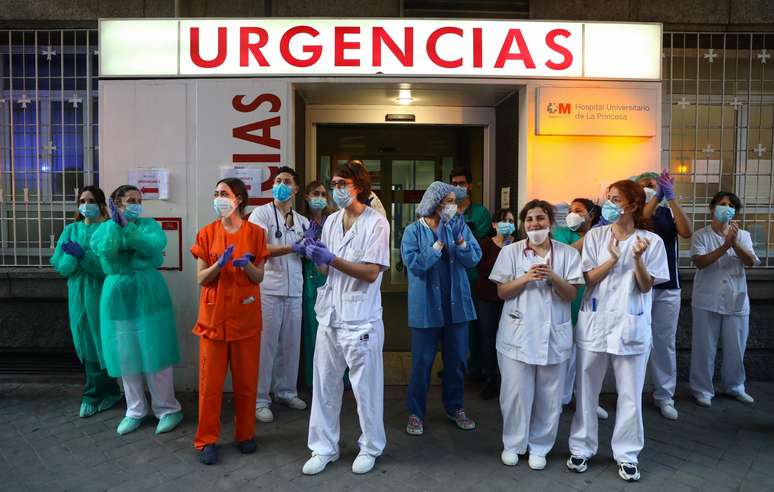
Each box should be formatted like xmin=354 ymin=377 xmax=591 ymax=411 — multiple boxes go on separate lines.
xmin=566 ymin=180 xmax=669 ymax=483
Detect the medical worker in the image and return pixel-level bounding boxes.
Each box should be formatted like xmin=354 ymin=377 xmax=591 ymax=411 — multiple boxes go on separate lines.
xmin=475 ymin=209 xmax=516 ymax=400
xmin=567 ymin=180 xmax=669 ymax=482
xmin=51 ymin=186 xmax=122 ymax=418
xmin=690 ymin=191 xmax=759 ymax=407
xmin=553 ymin=198 xmax=608 ymax=420
xmin=248 ymin=166 xmax=309 ymax=423
xmin=301 ymin=160 xmax=390 ymax=476
xmin=490 ymin=199 xmax=583 ymax=470
xmin=637 ymin=171 xmax=692 ymax=420
xmin=91 ymin=185 xmax=183 ymax=436
xmin=192 ymin=178 xmax=269 ymax=465
xmin=402 ymin=182 xmax=482 ymax=436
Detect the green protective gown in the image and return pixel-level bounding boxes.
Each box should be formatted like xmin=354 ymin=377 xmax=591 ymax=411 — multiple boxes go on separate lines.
xmin=302 ymin=257 xmax=327 ymax=388
xmin=51 ymin=220 xmax=121 ymax=404
xmin=552 ymin=226 xmax=585 ymax=326
xmin=90 ymin=218 xmax=180 ymax=377
xmin=463 ymin=202 xmax=491 ymax=377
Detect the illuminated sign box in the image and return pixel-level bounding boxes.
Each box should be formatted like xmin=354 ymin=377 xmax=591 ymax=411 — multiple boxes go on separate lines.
xmin=99 ymin=19 xmax=661 ymax=80
xmin=535 ymin=87 xmax=658 ymax=137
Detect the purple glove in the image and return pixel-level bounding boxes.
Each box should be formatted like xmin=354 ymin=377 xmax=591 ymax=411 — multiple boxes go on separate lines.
xmin=216 ymin=244 xmax=235 ymax=268
xmin=304 ymin=221 xmax=322 ymax=241
xmin=307 ymin=241 xmax=335 ymax=266
xmin=232 ymin=252 xmax=255 ymax=268
xmin=291 ymin=240 xmax=306 ymax=256
xmin=62 ymin=240 xmax=85 ymax=260
xmin=108 ymin=199 xmax=127 ymax=228
xmin=658 ymin=171 xmax=676 ymax=201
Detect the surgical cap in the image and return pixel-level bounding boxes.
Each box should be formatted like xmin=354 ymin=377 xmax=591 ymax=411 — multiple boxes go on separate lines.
xmin=416 ymin=181 xmax=455 ymax=217
xmin=637 ymin=171 xmax=660 ymax=182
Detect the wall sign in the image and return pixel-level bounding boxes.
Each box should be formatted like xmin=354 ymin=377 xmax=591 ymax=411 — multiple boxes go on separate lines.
xmin=157 ymin=217 xmax=182 ymax=271
xmin=535 ymin=87 xmax=658 ymax=137
xmin=100 ymin=19 xmax=661 ymax=80
xmin=128 ymin=168 xmax=170 ymax=200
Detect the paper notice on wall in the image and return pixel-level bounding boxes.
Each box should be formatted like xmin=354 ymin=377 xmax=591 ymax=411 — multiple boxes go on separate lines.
xmin=219 ymin=165 xmax=275 ymax=199
xmin=128 ymin=168 xmax=169 ymax=200
xmin=500 ymin=187 xmax=510 ymax=209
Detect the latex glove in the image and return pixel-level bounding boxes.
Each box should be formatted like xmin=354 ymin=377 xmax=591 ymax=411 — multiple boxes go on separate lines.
xmin=448 ymin=215 xmax=466 ymax=243
xmin=291 ymin=240 xmax=306 ymax=256
xmin=216 ymin=245 xmax=235 ymax=268
xmin=307 ymin=241 xmax=335 ymax=266
xmin=62 ymin=240 xmax=85 ymax=260
xmin=232 ymin=252 xmax=255 ymax=268
xmin=304 ymin=221 xmax=322 ymax=241
xmin=658 ymin=171 xmax=676 ymax=201
xmin=108 ymin=199 xmax=127 ymax=228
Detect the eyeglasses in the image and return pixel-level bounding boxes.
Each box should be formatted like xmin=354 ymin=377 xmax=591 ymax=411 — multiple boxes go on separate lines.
xmin=451 ymin=181 xmax=468 ymax=187
xmin=330 ymin=179 xmax=353 ymax=190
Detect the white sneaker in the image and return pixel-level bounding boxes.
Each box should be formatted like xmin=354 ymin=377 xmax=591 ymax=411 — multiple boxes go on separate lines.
xmin=501 ymin=449 xmax=519 ymax=466
xmin=695 ymin=396 xmax=712 ymax=408
xmin=734 ymin=392 xmax=754 ymax=404
xmin=352 ymin=453 xmax=376 ymax=474
xmin=255 ymin=406 xmax=274 ymax=423
xmin=658 ymin=403 xmax=679 ymax=420
xmin=528 ymin=454 xmax=547 ymax=470
xmin=276 ymin=396 xmax=307 ymax=410
xmin=596 ymin=406 xmax=608 ymax=420
xmin=302 ymin=452 xmax=339 ymax=475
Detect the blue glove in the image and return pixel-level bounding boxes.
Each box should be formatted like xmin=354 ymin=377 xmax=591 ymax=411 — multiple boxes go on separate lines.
xmin=108 ymin=199 xmax=127 ymax=228
xmin=307 ymin=241 xmax=335 ymax=266
xmin=62 ymin=240 xmax=85 ymax=260
xmin=449 ymin=215 xmax=466 ymax=243
xmin=292 ymin=241 xmax=306 ymax=256
xmin=304 ymin=221 xmax=322 ymax=241
xmin=216 ymin=244 xmax=235 ymax=268
xmin=658 ymin=171 xmax=676 ymax=201
xmin=232 ymin=252 xmax=255 ymax=268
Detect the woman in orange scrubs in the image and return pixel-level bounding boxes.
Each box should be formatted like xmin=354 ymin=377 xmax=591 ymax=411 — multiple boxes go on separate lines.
xmin=191 ymin=178 xmax=269 ymax=465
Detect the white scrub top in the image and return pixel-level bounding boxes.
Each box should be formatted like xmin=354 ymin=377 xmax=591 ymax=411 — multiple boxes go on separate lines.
xmin=315 ymin=206 xmax=390 ymax=330
xmin=489 ymin=239 xmax=584 ymax=366
xmin=690 ymin=225 xmax=760 ymax=316
xmin=248 ymin=202 xmax=309 ymax=297
xmin=577 ymin=225 xmax=669 ymax=356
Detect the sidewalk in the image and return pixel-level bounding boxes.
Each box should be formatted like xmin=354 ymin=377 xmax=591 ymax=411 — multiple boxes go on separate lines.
xmin=1 ymin=382 xmax=773 ymax=491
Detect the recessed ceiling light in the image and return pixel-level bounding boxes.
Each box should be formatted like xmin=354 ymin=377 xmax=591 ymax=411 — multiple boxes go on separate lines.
xmin=396 ymin=89 xmax=413 ymax=105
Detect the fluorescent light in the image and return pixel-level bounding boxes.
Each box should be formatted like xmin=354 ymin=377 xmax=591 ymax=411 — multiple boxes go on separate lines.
xmin=396 ymin=89 xmax=413 ymax=105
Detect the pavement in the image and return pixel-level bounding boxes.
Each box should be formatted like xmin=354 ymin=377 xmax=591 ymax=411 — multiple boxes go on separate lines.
xmin=1 ymin=381 xmax=773 ymax=491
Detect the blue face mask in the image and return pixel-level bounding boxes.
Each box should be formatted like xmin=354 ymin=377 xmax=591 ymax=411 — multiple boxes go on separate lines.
xmin=78 ymin=203 xmax=100 ymax=219
xmin=601 ymin=200 xmax=623 ymax=223
xmin=333 ymin=187 xmax=353 ymax=209
xmin=272 ymin=183 xmax=293 ymax=202
xmin=309 ymin=197 xmax=327 ymax=211
xmin=496 ymin=222 xmax=515 ymax=236
xmin=714 ymin=205 xmax=735 ymax=223
xmin=453 ymin=186 xmax=468 ymax=202
xmin=124 ymin=204 xmax=142 ymax=221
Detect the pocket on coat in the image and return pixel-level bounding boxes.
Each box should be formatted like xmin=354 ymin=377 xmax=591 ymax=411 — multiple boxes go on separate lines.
xmin=621 ymin=312 xmax=651 ymax=348
xmin=340 ymin=291 xmax=369 ymax=323
xmin=551 ymin=320 xmax=574 ymax=358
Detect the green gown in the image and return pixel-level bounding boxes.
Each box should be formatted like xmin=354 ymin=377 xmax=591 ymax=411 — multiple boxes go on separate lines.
xmin=302 ymin=257 xmax=327 ymax=388
xmin=90 ymin=218 xmax=180 ymax=377
xmin=51 ymin=220 xmax=120 ymax=404
xmin=552 ymin=226 xmax=585 ymax=326
xmin=463 ymin=202 xmax=492 ymax=376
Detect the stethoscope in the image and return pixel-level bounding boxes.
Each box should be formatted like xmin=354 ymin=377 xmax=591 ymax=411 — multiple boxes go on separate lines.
xmin=524 ymin=238 xmax=554 ymax=267
xmin=272 ymin=203 xmax=294 ymax=239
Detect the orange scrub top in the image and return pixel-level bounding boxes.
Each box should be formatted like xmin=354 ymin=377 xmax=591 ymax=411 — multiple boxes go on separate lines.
xmin=191 ymin=219 xmax=270 ymax=341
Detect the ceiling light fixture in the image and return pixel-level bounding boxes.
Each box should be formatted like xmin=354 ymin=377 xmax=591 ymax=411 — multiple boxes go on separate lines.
xmin=395 ymin=89 xmax=413 ymax=105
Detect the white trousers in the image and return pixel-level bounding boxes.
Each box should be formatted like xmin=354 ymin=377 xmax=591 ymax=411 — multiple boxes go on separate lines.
xmin=257 ymin=294 xmax=302 ymax=407
xmin=689 ymin=307 xmax=749 ymax=400
xmin=498 ymin=353 xmax=564 ymax=457
xmin=569 ymin=349 xmax=649 ymax=464
xmin=308 ymin=321 xmax=386 ymax=458
xmin=121 ymin=366 xmax=181 ymax=419
xmin=648 ymin=289 xmax=681 ymax=405
xmin=561 ymin=345 xmax=577 ymax=405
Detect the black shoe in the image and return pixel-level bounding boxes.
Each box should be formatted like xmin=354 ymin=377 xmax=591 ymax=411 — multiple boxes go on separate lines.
xmin=618 ymin=462 xmax=640 ymax=481
xmin=566 ymin=455 xmax=588 ymax=473
xmin=480 ymin=381 xmax=499 ymax=400
xmin=237 ymin=438 xmax=257 ymax=454
xmin=199 ymin=444 xmax=218 ymax=465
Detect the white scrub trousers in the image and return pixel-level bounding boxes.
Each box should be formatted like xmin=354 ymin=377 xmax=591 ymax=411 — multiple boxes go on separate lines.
xmin=648 ymin=289 xmax=681 ymax=405
xmin=689 ymin=307 xmax=749 ymax=400
xmin=562 ymin=345 xmax=577 ymax=405
xmin=257 ymin=294 xmax=302 ymax=408
xmin=569 ymin=348 xmax=649 ymax=464
xmin=308 ymin=321 xmax=386 ymax=458
xmin=121 ymin=366 xmax=181 ymax=419
xmin=498 ymin=353 xmax=565 ymax=457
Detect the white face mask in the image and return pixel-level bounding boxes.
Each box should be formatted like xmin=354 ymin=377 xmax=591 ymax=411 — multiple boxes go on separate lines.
xmin=213 ymin=197 xmax=236 ymax=217
xmin=526 ymin=228 xmax=550 ymax=245
xmin=565 ymin=212 xmax=585 ymax=231
xmin=644 ymin=187 xmax=657 ymax=203
xmin=440 ymin=203 xmax=458 ymax=221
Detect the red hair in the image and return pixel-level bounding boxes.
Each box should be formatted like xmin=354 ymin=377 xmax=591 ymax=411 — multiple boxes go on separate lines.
xmin=608 ymin=180 xmax=653 ymax=231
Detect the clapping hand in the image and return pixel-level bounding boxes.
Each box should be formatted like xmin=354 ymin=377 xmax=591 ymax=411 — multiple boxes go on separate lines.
xmin=448 ymin=216 xmax=466 ymax=243
xmin=62 ymin=240 xmax=85 ymax=260
xmin=608 ymin=236 xmax=621 ymax=261
xmin=307 ymin=241 xmax=335 ymax=266
xmin=724 ymin=222 xmax=739 ymax=246
xmin=216 ymin=245 xmax=235 ymax=268
xmin=108 ymin=199 xmax=127 ymax=228
xmin=232 ymin=253 xmax=255 ymax=269
xmin=304 ymin=221 xmax=321 ymax=241
xmin=658 ymin=171 xmax=676 ymax=201
xmin=633 ymin=235 xmax=650 ymax=260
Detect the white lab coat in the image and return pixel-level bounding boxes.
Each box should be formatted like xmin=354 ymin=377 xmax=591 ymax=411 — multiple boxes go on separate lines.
xmin=489 ymin=239 xmax=583 ymax=456
xmin=308 ymin=206 xmax=390 ymax=458
xmin=248 ymin=203 xmax=309 ymax=407
xmin=569 ymin=225 xmax=669 ymax=464
xmin=689 ymin=225 xmax=760 ymax=400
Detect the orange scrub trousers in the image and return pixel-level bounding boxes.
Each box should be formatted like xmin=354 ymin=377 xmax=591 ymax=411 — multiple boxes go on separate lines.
xmin=191 ymin=220 xmax=269 ymax=450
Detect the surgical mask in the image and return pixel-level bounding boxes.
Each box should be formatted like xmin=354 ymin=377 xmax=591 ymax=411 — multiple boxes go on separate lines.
xmin=440 ymin=203 xmax=458 ymax=221
xmin=714 ymin=205 xmax=735 ymax=224
xmin=308 ymin=197 xmax=327 ymax=211
xmin=496 ymin=222 xmax=515 ymax=236
xmin=601 ymin=200 xmax=623 ymax=223
xmin=565 ymin=212 xmax=585 ymax=231
xmin=78 ymin=203 xmax=100 ymax=219
xmin=213 ymin=197 xmax=236 ymax=217
xmin=526 ymin=228 xmax=550 ymax=245
xmin=272 ymin=183 xmax=293 ymax=202
xmin=453 ymin=186 xmax=468 ymax=202
xmin=124 ymin=204 xmax=142 ymax=221
xmin=644 ymin=187 xmax=657 ymax=203
xmin=333 ymin=187 xmax=353 ymax=209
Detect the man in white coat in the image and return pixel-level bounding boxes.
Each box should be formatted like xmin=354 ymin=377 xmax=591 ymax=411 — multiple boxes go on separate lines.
xmin=248 ymin=166 xmax=309 ymax=423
